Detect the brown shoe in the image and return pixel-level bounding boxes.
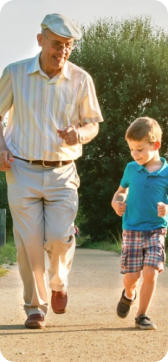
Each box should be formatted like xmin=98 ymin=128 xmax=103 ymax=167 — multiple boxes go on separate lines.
xmin=25 ymin=313 xmax=46 ymax=329
xmin=51 ymin=291 xmax=68 ymax=314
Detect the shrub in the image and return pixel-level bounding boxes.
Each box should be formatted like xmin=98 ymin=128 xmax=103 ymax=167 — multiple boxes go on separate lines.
xmin=71 ymin=17 xmax=168 ymax=240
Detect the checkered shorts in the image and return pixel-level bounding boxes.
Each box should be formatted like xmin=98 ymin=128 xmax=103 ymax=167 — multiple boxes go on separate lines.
xmin=121 ymin=228 xmax=167 ymax=274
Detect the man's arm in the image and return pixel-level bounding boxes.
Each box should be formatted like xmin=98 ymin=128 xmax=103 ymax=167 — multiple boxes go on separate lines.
xmin=57 ymin=122 xmax=99 ymax=146
xmin=77 ymin=122 xmax=99 ymax=144
xmin=0 ymin=117 xmax=14 ymax=171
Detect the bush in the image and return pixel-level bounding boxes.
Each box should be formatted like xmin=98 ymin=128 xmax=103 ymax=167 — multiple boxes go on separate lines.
xmin=0 ymin=172 xmax=12 ymax=237
xmin=71 ymin=17 xmax=168 ymax=241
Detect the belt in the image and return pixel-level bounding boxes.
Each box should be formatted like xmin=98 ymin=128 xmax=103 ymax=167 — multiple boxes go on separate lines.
xmin=14 ymin=156 xmax=72 ymax=168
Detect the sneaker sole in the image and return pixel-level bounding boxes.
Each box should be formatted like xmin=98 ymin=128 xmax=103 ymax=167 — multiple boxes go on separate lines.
xmin=25 ymin=322 xmax=46 ymax=329
xmin=135 ymin=323 xmax=157 ymax=330
xmin=53 ymin=308 xmax=66 ymax=314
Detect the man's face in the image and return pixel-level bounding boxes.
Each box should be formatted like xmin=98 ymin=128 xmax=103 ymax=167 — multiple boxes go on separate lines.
xmin=37 ymin=30 xmax=74 ymax=77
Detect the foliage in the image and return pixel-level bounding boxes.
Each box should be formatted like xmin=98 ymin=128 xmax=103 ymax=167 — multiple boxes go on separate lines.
xmin=0 ymin=172 xmax=12 ymax=235
xmin=1 ymin=17 xmax=168 ymax=242
xmin=70 ymin=17 xmax=168 ymax=241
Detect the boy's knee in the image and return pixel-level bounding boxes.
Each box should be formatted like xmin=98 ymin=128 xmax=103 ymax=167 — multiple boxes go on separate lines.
xmin=143 ymin=266 xmax=158 ymax=282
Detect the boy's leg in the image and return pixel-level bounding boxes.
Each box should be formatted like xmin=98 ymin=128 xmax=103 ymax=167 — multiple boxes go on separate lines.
xmin=136 ymin=266 xmax=158 ymax=317
xmin=123 ymin=271 xmax=140 ymax=299
xmin=135 ymin=228 xmax=166 ymax=329
xmin=135 ymin=266 xmax=158 ymax=330
xmin=117 ymin=271 xmax=140 ymax=318
xmin=117 ymin=230 xmax=142 ymax=318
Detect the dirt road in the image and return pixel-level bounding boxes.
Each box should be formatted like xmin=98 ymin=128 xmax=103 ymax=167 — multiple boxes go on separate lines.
xmin=0 ymin=248 xmax=167 ymax=362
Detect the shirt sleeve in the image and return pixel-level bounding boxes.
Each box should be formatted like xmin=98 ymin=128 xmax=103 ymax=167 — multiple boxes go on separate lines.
xmin=78 ymin=73 xmax=104 ymax=125
xmin=0 ymin=66 xmax=13 ymax=117
xmin=120 ymin=164 xmax=130 ymax=188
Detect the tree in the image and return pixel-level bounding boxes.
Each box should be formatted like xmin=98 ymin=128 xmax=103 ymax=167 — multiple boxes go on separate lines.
xmin=71 ymin=17 xmax=168 ymax=241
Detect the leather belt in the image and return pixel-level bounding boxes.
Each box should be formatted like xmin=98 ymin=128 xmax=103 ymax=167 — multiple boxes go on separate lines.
xmin=14 ymin=156 xmax=72 ymax=168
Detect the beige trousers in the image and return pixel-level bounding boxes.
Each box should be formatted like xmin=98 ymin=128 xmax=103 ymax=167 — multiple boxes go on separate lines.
xmin=6 ymin=158 xmax=79 ymax=316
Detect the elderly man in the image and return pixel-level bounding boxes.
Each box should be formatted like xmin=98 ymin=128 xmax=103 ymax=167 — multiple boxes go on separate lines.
xmin=0 ymin=14 xmax=103 ymax=328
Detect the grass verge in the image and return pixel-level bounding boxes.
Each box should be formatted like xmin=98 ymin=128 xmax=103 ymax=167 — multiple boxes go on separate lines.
xmin=0 ymin=242 xmax=16 ymax=266
xmin=77 ymin=233 xmax=122 ymax=254
xmin=0 ymin=233 xmax=16 ymax=276
xmin=77 ymin=233 xmax=168 ymax=264
xmin=0 ymin=266 xmax=8 ymax=277
xmin=0 ymin=232 xmax=167 ymax=277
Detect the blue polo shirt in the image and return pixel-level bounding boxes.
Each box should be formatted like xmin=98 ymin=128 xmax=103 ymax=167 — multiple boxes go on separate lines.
xmin=120 ymin=157 xmax=168 ymax=230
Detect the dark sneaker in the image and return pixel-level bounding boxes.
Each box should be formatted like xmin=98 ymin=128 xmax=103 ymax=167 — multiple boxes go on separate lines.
xmin=117 ymin=289 xmax=136 ymax=318
xmin=135 ymin=314 xmax=157 ymax=330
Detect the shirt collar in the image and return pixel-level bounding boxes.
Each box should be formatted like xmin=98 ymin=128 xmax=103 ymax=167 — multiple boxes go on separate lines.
xmin=27 ymin=53 xmax=71 ymax=80
xmin=137 ymin=157 xmax=167 ymax=175
xmin=27 ymin=53 xmax=41 ymax=75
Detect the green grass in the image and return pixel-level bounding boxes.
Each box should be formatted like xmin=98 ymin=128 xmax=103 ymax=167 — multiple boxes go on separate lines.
xmin=77 ymin=233 xmax=122 ymax=254
xmin=78 ymin=233 xmax=168 ymax=264
xmin=0 ymin=242 xmax=16 ymax=266
xmin=80 ymin=240 xmax=121 ymax=252
xmin=79 ymin=240 xmax=122 ymax=253
xmin=0 ymin=232 xmax=16 ymax=276
xmin=0 ymin=266 xmax=8 ymax=277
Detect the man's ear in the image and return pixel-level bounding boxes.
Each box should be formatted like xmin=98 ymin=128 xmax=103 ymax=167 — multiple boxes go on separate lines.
xmin=154 ymin=141 xmax=161 ymax=150
xmin=37 ymin=33 xmax=43 ymax=47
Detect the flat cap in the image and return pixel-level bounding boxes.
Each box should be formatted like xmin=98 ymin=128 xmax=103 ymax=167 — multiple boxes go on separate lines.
xmin=41 ymin=13 xmax=82 ymax=40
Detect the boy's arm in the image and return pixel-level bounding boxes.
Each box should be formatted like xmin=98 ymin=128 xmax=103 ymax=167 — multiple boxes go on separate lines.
xmin=111 ymin=186 xmax=128 ymax=217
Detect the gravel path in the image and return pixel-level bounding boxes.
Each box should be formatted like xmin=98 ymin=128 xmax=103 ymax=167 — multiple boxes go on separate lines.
xmin=0 ymin=248 xmax=167 ymax=362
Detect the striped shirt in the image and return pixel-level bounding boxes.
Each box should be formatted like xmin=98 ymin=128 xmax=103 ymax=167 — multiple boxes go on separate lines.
xmin=0 ymin=53 xmax=103 ymax=161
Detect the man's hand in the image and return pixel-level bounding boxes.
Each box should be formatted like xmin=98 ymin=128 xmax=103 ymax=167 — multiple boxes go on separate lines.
xmin=57 ymin=126 xmax=78 ymax=146
xmin=0 ymin=150 xmax=14 ymax=171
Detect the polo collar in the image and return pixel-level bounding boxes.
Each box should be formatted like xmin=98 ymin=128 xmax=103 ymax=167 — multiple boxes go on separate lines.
xmin=27 ymin=53 xmax=71 ymax=80
xmin=137 ymin=157 xmax=167 ymax=175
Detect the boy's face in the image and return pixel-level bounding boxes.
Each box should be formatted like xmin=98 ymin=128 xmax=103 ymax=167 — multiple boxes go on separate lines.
xmin=127 ymin=138 xmax=160 ymax=166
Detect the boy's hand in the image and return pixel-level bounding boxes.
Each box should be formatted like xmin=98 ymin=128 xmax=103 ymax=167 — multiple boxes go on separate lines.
xmin=112 ymin=194 xmax=127 ymax=216
xmin=111 ymin=190 xmax=127 ymax=217
xmin=157 ymin=202 xmax=168 ymax=217
xmin=113 ymin=200 xmax=126 ymax=216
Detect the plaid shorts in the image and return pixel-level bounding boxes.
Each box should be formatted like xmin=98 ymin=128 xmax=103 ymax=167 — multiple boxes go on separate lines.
xmin=121 ymin=228 xmax=167 ymax=274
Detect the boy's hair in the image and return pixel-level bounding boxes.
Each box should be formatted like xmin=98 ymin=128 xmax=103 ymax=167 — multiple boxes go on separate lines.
xmin=125 ymin=117 xmax=162 ymax=143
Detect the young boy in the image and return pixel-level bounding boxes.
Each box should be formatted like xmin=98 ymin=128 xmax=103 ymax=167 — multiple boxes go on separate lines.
xmin=111 ymin=117 xmax=168 ymax=330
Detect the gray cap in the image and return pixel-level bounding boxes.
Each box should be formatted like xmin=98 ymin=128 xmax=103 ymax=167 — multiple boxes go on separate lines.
xmin=41 ymin=13 xmax=82 ymax=40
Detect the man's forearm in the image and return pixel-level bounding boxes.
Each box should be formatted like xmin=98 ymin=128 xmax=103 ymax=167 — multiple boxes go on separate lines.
xmin=0 ymin=117 xmax=8 ymax=151
xmin=78 ymin=122 xmax=99 ymax=144
xmin=56 ymin=121 xmax=100 ymax=146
